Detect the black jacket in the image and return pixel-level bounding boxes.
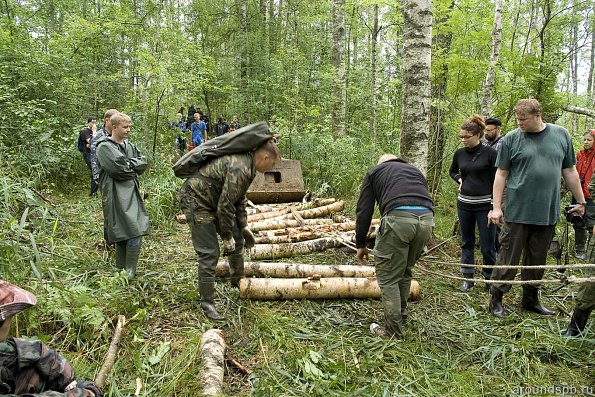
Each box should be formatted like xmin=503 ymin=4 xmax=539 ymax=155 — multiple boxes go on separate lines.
xmin=355 ymin=159 xmax=433 ymax=248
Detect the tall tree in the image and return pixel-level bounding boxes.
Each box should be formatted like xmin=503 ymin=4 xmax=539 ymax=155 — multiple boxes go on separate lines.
xmin=369 ymin=3 xmax=379 ymax=143
xmin=400 ymin=0 xmax=433 ymax=174
xmin=332 ymin=0 xmax=346 ymax=136
xmin=481 ymin=0 xmax=504 ymax=117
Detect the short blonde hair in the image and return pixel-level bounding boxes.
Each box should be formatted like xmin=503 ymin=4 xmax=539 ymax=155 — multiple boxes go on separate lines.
xmin=514 ymin=99 xmax=542 ymax=116
xmin=378 ymin=154 xmax=397 ymax=165
xmin=110 ymin=112 xmax=131 ymax=127
xmin=103 ymin=108 xmax=118 ymax=122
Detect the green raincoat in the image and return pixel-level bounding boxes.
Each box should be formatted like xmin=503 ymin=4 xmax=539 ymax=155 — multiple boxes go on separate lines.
xmin=96 ymin=136 xmax=150 ymax=244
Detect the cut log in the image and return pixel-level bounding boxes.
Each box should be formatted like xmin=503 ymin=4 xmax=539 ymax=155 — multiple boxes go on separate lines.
xmin=248 ymin=233 xmax=354 ymax=259
xmin=259 ymin=219 xmax=379 ymax=237
xmin=239 ymin=277 xmax=421 ymax=300
xmin=264 ymin=201 xmax=345 ymax=222
xmin=247 ymin=207 xmax=291 ymax=223
xmin=199 ymin=329 xmax=226 ymax=397
xmin=216 ymin=262 xmax=376 ymax=278
xmin=249 ymin=218 xmax=334 ymax=232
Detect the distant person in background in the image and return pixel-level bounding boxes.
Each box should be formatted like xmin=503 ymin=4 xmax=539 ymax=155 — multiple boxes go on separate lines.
xmin=355 ymin=154 xmax=434 ymax=339
xmin=572 ymin=129 xmax=595 ymax=259
xmin=198 ymin=109 xmax=210 ymax=137
xmin=77 ymin=116 xmax=98 ymax=196
xmin=214 ymin=116 xmax=229 ymax=137
xmin=0 ymin=280 xmax=103 ymax=396
xmin=484 ymin=118 xmax=504 ymax=151
xmin=449 ymin=115 xmax=498 ymax=291
xmin=90 ymin=109 xmax=118 ymax=189
xmin=186 ymin=105 xmax=195 ymax=129
xmin=171 ymin=112 xmax=187 ymax=156
xmin=229 ymin=115 xmax=241 ymax=132
xmin=96 ymin=113 xmax=149 ymax=280
xmin=190 ymin=112 xmax=206 ymax=150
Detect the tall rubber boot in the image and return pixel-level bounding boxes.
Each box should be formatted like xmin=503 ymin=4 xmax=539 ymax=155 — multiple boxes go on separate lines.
xmin=199 ymin=282 xmax=226 ymax=321
xmin=521 ymin=286 xmax=556 ymax=315
xmin=228 ymin=254 xmax=245 ymax=288
xmin=460 ymin=274 xmax=475 ymax=292
xmin=562 ymin=308 xmax=591 ymax=337
xmin=115 ymin=242 xmax=127 ymax=270
xmin=125 ymin=246 xmax=141 ymax=280
xmin=488 ymin=286 xmax=509 ymax=317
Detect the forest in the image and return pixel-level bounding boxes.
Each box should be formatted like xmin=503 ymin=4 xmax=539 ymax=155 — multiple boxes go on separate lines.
xmin=1 ymin=0 xmax=594 ymax=395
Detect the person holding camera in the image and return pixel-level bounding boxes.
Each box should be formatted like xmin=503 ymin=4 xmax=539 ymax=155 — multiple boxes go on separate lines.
xmin=449 ymin=115 xmax=498 ymax=291
xmin=572 ymin=129 xmax=595 ymax=259
xmin=487 ymin=99 xmax=586 ymax=317
xmin=0 ymin=280 xmax=103 ymax=396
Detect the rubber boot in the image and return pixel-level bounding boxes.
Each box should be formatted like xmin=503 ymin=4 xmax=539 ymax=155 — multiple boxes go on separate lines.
xmin=460 ymin=274 xmax=475 ymax=292
xmin=125 ymin=246 xmax=141 ymax=280
xmin=562 ymin=308 xmax=591 ymax=337
xmin=521 ymin=286 xmax=556 ymax=315
xmin=228 ymin=254 xmax=245 ymax=289
xmin=199 ymin=282 xmax=226 ymax=321
xmin=488 ymin=286 xmax=509 ymax=317
xmin=115 ymin=242 xmax=127 ymax=270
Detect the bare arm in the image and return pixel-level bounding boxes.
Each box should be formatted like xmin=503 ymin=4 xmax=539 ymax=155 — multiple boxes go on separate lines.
xmin=487 ymin=168 xmax=508 ymax=225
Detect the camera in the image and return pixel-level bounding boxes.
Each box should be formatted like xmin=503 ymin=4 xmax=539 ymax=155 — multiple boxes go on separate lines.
xmin=563 ymin=205 xmax=584 ymax=226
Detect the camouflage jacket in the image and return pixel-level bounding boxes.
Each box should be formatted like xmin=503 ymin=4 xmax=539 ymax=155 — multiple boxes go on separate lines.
xmin=89 ymin=128 xmax=109 ymax=182
xmin=0 ymin=337 xmax=95 ymax=396
xmin=96 ymin=135 xmax=150 ymax=244
xmin=179 ymin=152 xmax=255 ymax=239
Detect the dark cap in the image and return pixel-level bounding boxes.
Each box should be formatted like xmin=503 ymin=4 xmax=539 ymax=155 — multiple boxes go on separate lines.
xmin=485 ymin=118 xmax=502 ymax=126
xmin=0 ymin=280 xmax=37 ymax=321
xmin=87 ymin=116 xmax=96 ymax=123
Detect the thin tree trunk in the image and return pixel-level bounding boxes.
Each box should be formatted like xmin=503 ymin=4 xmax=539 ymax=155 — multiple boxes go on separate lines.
xmin=588 ymin=20 xmax=594 ymax=104
xmin=481 ymin=0 xmax=504 ymax=116
xmin=570 ymin=0 xmax=579 ymax=134
xmin=400 ymin=0 xmax=433 ymax=174
xmin=216 ymin=262 xmax=376 ymax=278
xmin=332 ymin=0 xmax=346 ymax=136
xmin=369 ymin=4 xmax=379 ymax=143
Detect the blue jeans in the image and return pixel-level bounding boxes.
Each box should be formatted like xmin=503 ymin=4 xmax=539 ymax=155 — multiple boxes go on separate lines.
xmin=458 ymin=206 xmax=496 ymax=278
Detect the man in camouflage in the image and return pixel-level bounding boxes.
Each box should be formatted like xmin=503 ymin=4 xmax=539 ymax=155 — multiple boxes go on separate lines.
xmin=90 ymin=109 xmax=118 ymax=186
xmin=179 ymin=140 xmax=281 ymax=321
xmin=0 ymin=280 xmax=103 ymax=396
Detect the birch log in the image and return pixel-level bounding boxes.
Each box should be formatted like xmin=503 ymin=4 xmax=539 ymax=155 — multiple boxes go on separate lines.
xmin=248 ymin=233 xmax=355 ymax=259
xmin=239 ymin=277 xmax=421 ymax=300
xmin=265 ymin=201 xmax=345 ymax=221
xmin=249 ymin=218 xmax=334 ymax=232
xmin=199 ymin=329 xmax=226 ymax=397
xmin=216 ymin=262 xmax=376 ymax=278
xmin=260 ymin=219 xmax=379 ymax=237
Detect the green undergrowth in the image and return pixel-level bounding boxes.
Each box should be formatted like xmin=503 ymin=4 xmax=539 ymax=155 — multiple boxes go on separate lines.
xmin=0 ymin=174 xmax=593 ymax=396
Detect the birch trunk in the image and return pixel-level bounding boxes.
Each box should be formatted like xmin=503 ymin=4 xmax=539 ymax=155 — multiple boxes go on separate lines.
xmin=199 ymin=329 xmax=226 ymax=397
xmin=400 ymin=0 xmax=433 ymax=174
xmin=216 ymin=262 xmax=376 ymax=278
xmin=249 ymin=218 xmax=334 ymax=232
xmin=248 ymin=232 xmax=358 ymax=259
xmin=369 ymin=4 xmax=379 ymax=143
xmin=240 ymin=278 xmax=420 ymax=300
xmin=332 ymin=0 xmax=347 ymax=136
xmin=481 ymin=0 xmax=504 ymax=117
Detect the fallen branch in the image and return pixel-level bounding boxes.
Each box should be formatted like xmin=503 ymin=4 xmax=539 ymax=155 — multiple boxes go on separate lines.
xmin=199 ymin=329 xmax=226 ymax=397
xmin=95 ymin=315 xmax=126 ymax=389
xmin=226 ymin=353 xmax=251 ymax=376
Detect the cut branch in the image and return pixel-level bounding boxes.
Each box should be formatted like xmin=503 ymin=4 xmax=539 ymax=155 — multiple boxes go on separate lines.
xmin=95 ymin=315 xmax=126 ymax=389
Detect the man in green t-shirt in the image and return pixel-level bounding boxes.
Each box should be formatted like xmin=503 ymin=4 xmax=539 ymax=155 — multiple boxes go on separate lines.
xmin=487 ymin=99 xmax=586 ymax=317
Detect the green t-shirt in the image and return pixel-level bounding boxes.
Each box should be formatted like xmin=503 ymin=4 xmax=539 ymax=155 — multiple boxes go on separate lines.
xmin=496 ymin=124 xmax=576 ymax=225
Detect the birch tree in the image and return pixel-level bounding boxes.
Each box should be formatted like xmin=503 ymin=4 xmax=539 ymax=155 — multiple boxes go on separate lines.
xmin=332 ymin=0 xmax=347 ymax=136
xmin=400 ymin=0 xmax=433 ymax=174
xmin=481 ymin=0 xmax=504 ymax=117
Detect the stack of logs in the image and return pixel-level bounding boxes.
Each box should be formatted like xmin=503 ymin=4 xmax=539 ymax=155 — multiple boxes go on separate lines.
xmin=176 ymin=198 xmax=379 ymax=260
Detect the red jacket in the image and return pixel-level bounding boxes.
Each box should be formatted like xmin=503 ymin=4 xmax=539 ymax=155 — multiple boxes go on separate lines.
xmin=576 ymin=148 xmax=595 ymax=199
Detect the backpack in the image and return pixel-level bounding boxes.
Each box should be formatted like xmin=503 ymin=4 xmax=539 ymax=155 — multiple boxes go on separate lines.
xmin=77 ymin=132 xmax=85 ymax=152
xmin=172 ymin=122 xmax=274 ymax=179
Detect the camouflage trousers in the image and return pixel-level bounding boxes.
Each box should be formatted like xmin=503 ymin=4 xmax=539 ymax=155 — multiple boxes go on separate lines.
xmin=373 ymin=211 xmax=434 ymax=338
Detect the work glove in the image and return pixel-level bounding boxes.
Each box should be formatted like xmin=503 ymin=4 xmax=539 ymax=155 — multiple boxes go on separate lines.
xmin=222 ymin=236 xmax=236 ymax=256
xmin=241 ymin=227 xmax=256 ymax=250
xmin=75 ymin=380 xmax=103 ymax=397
